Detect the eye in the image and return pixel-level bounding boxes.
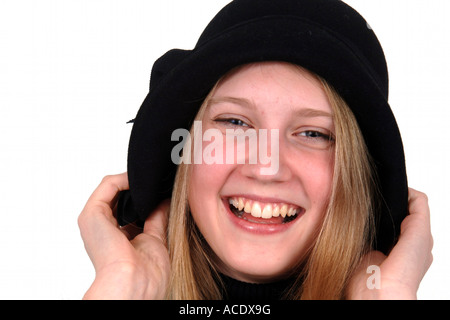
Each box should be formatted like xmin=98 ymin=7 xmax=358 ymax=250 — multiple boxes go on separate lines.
xmin=296 ymin=129 xmax=335 ymax=147
xmin=299 ymin=130 xmax=331 ymax=140
xmin=214 ymin=118 xmax=251 ymax=128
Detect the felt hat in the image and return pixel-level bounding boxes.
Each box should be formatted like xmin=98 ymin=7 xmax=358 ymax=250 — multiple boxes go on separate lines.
xmin=118 ymin=0 xmax=408 ymax=254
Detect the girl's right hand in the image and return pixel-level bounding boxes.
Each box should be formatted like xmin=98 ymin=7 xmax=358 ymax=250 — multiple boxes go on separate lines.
xmin=78 ymin=173 xmax=170 ymax=299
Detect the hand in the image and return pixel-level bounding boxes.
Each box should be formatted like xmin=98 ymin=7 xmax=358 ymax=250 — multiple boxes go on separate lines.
xmin=347 ymin=188 xmax=433 ymax=299
xmin=78 ymin=173 xmax=170 ymax=299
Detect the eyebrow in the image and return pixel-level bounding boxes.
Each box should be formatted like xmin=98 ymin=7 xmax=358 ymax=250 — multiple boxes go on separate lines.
xmin=207 ymin=96 xmax=333 ymax=118
xmin=207 ymin=96 xmax=253 ymax=109
xmin=293 ymin=108 xmax=334 ymax=119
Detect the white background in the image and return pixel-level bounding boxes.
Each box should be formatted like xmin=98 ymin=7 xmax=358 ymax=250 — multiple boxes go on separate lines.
xmin=0 ymin=0 xmax=448 ymax=299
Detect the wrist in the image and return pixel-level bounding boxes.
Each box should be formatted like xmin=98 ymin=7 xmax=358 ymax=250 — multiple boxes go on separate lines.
xmin=375 ymin=286 xmax=417 ymax=300
xmin=83 ymin=263 xmax=159 ymax=300
xmin=348 ymin=284 xmax=417 ymax=300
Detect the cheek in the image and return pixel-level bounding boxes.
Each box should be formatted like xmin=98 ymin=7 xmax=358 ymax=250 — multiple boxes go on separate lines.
xmin=188 ymin=162 xmax=232 ymax=227
xmin=188 ymin=162 xmax=238 ymax=265
xmin=188 ymin=131 xmax=237 ymax=206
xmin=189 ymin=162 xmax=232 ymax=195
xmin=293 ymin=150 xmax=334 ymax=209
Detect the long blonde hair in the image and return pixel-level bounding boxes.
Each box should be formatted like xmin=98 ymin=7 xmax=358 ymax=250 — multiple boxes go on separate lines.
xmin=165 ymin=65 xmax=376 ymax=300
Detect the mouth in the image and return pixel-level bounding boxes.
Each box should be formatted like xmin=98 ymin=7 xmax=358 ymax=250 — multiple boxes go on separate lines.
xmin=227 ymin=196 xmax=304 ymax=225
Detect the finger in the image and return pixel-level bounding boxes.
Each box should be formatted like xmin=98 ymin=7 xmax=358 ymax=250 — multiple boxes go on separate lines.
xmin=119 ymin=223 xmax=143 ymax=240
xmin=390 ymin=188 xmax=433 ymax=280
xmin=143 ymin=199 xmax=171 ymax=244
xmin=87 ymin=173 xmax=129 ymax=208
xmin=408 ymin=188 xmax=430 ymax=218
xmin=79 ymin=173 xmax=130 ymax=248
xmin=403 ymin=188 xmax=431 ymax=240
xmin=409 ymin=188 xmax=433 ymax=254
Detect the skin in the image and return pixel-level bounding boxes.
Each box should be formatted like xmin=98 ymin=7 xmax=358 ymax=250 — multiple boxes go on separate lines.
xmin=346 ymin=188 xmax=433 ymax=299
xmin=78 ymin=63 xmax=433 ymax=299
xmin=188 ymin=62 xmax=335 ymax=283
xmin=78 ymin=174 xmax=170 ymax=299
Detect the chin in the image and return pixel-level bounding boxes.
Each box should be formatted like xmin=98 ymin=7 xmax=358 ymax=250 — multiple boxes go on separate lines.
xmin=215 ymin=242 xmax=304 ymax=283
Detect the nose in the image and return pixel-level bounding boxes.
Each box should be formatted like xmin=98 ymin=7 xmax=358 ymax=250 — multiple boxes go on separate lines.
xmin=239 ymin=129 xmax=292 ymax=183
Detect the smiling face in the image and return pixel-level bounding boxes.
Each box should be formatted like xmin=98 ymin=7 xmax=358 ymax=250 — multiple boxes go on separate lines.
xmin=188 ymin=62 xmax=335 ymax=283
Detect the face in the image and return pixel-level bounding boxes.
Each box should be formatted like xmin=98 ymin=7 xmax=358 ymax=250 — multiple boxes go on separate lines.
xmin=188 ymin=62 xmax=335 ymax=283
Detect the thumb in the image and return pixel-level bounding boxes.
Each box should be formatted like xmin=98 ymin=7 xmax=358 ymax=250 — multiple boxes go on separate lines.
xmin=143 ymin=199 xmax=170 ymax=244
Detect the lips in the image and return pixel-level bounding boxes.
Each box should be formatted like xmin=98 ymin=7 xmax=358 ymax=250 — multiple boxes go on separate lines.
xmin=227 ymin=196 xmax=303 ymax=224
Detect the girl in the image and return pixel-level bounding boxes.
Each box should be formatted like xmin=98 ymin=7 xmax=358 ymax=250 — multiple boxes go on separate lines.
xmin=78 ymin=0 xmax=432 ymax=299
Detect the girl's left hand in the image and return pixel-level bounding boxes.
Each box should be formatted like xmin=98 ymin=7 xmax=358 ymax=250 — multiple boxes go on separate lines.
xmin=347 ymin=188 xmax=433 ymax=299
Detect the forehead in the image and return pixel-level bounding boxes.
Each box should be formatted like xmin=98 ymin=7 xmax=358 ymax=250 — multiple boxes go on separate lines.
xmin=210 ymin=62 xmax=332 ymax=115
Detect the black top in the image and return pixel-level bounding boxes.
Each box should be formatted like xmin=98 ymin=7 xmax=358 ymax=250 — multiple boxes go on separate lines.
xmin=220 ymin=274 xmax=295 ymax=300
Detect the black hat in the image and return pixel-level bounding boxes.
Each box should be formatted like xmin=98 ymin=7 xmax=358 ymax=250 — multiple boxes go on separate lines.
xmin=118 ymin=0 xmax=408 ymax=254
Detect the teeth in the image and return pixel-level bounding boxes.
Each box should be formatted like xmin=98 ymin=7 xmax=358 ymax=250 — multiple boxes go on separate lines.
xmin=261 ymin=204 xmax=272 ymax=219
xmin=229 ymin=197 xmax=301 ymax=220
xmin=280 ymin=204 xmax=288 ymax=218
xmin=272 ymin=205 xmax=280 ymax=217
xmin=238 ymin=197 xmax=244 ymax=211
xmin=251 ymin=202 xmax=262 ymax=218
xmin=244 ymin=201 xmax=252 ymax=214
xmin=288 ymin=207 xmax=295 ymax=217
